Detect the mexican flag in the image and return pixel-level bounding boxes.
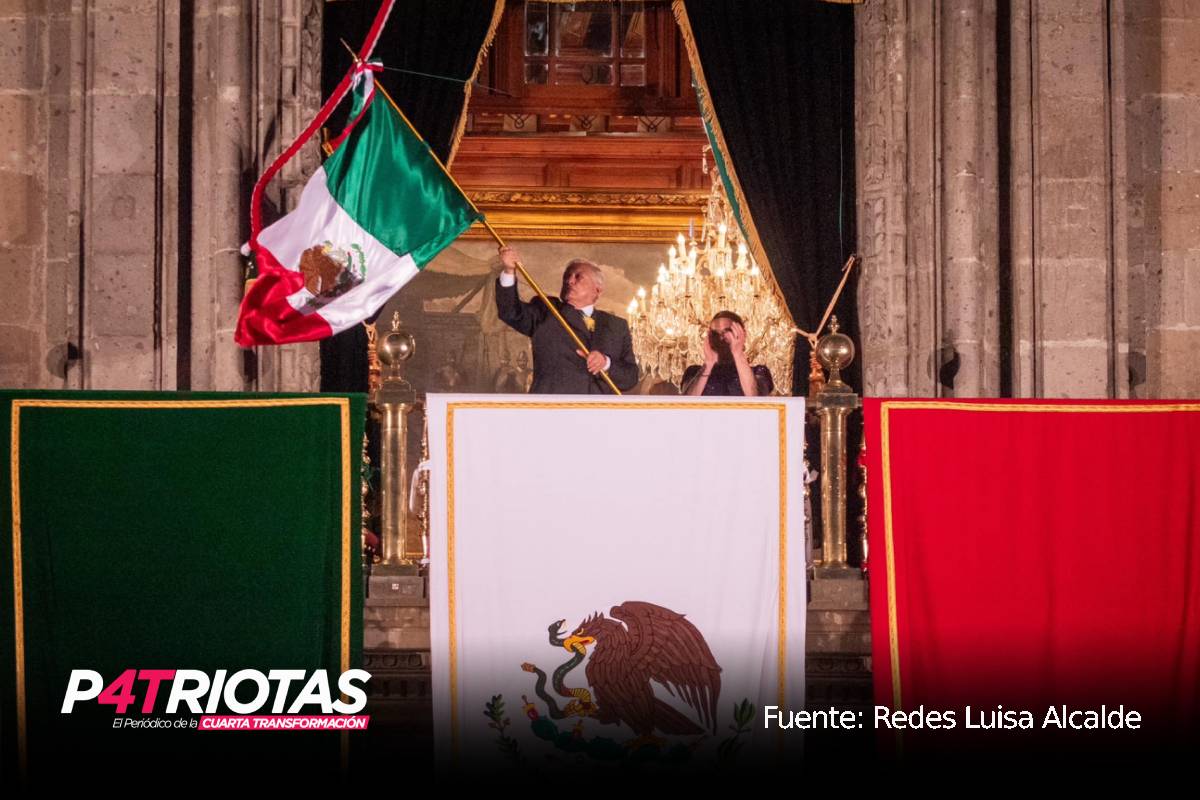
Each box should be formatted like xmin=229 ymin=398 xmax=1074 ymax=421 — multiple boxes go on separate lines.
xmin=235 ymin=63 xmax=481 ymax=347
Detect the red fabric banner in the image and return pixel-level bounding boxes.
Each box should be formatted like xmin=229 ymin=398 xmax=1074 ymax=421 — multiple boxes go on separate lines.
xmin=865 ymin=399 xmax=1200 ymax=750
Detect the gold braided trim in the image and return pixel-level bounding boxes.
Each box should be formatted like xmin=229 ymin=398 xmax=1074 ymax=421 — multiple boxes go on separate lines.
xmin=447 ymin=0 xmax=506 ymax=169
xmin=670 ymin=0 xmax=796 ymax=331
xmin=9 ymin=404 xmax=25 ymax=782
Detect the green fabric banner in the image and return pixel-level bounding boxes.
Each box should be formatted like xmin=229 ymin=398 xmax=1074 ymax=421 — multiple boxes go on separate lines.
xmin=0 ymin=391 xmax=365 ymax=784
xmin=324 ymin=74 xmax=481 ymax=268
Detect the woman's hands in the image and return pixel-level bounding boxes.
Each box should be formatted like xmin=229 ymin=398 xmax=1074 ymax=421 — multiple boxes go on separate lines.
xmin=726 ymin=321 xmax=747 ymax=359
xmin=702 ymin=328 xmax=719 ymax=368
xmin=706 ymin=320 xmax=747 ymax=362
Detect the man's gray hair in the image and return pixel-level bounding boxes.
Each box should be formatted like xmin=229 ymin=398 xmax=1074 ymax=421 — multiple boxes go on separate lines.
xmin=560 ymin=258 xmax=603 ymax=298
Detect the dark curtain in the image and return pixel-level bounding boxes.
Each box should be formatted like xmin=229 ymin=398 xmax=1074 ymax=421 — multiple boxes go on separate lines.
xmin=319 ymin=0 xmax=499 ymax=392
xmin=681 ymin=0 xmax=859 ymax=394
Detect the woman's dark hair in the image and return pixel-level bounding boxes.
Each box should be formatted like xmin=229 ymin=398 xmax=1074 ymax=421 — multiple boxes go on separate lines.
xmin=711 ymin=310 xmax=745 ymax=328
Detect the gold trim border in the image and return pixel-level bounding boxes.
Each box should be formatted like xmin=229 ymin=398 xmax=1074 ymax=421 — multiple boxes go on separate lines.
xmin=443 ymin=400 xmax=792 ymax=752
xmin=467 ymin=189 xmax=711 ymax=207
xmin=8 ymin=397 xmax=354 ymax=778
xmin=877 ymin=399 xmax=1200 ymax=714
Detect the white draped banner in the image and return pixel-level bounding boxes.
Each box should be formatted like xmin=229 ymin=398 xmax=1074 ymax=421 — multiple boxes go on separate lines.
xmin=426 ymin=394 xmax=807 ymax=770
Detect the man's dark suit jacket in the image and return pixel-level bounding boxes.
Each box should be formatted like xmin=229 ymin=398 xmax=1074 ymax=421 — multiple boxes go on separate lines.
xmin=495 ymin=279 xmax=639 ymax=394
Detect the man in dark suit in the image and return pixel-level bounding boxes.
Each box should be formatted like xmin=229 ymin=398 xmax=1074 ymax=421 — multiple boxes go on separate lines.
xmin=495 ymin=246 xmax=639 ymax=394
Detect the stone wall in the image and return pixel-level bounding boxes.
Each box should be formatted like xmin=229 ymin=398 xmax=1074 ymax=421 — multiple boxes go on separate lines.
xmin=2 ymin=0 xmax=76 ymax=388
xmin=5 ymin=2 xmax=1197 ymax=397
xmin=1125 ymin=0 xmax=1200 ymax=398
xmin=0 ymin=0 xmax=321 ymax=392
xmin=856 ymin=0 xmax=1200 ymax=398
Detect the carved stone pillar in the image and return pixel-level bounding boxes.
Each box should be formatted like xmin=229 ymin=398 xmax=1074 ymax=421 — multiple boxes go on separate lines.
xmin=186 ymin=1 xmax=322 ymax=392
xmin=250 ymin=0 xmax=324 ymax=393
xmin=940 ymin=0 xmax=1000 ymax=397
xmin=856 ymin=0 xmax=1001 ymax=397
xmin=4 ymin=1 xmax=317 ymax=392
xmin=188 ymin=1 xmax=253 ymax=391
xmin=1009 ymin=0 xmax=1037 ymax=397
xmin=855 ymin=0 xmax=931 ymax=397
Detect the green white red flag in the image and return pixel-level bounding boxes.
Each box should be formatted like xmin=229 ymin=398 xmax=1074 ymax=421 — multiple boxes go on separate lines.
xmin=236 ymin=46 xmax=480 ymax=347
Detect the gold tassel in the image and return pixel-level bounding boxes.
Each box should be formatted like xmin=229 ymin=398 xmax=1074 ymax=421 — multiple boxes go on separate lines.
xmin=447 ymin=0 xmax=507 ymax=170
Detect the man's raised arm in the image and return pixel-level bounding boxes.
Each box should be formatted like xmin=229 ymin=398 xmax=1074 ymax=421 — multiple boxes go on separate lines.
xmin=495 ymin=246 xmax=541 ymax=336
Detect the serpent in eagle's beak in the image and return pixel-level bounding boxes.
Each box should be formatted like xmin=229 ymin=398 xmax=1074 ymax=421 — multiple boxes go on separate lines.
xmin=563 ymin=634 xmax=595 ymax=654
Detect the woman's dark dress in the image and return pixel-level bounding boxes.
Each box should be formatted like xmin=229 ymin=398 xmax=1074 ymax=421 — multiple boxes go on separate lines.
xmin=681 ymin=360 xmax=775 ymax=396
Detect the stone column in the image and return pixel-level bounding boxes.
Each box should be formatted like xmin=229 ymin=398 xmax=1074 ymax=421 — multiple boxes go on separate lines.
xmin=1013 ymin=0 xmax=1200 ymax=399
xmin=1 ymin=1 xmax=316 ymax=393
xmin=855 ymin=0 xmax=999 ymax=397
xmin=183 ymin=0 xmax=321 ymax=392
xmin=249 ymin=0 xmax=323 ymax=393
xmin=1143 ymin=1 xmax=1200 ymax=397
xmin=855 ymin=0 xmax=934 ymax=397
xmin=903 ymin=0 xmax=941 ymax=397
xmin=0 ymin=0 xmax=56 ymax=387
xmin=857 ymin=0 xmax=1200 ymax=400
xmin=940 ymin=0 xmax=1000 ymax=397
xmin=81 ymin=1 xmax=183 ymax=390
xmin=1012 ymin=0 xmax=1115 ymax=397
xmin=1009 ymin=0 xmax=1038 ymax=397
xmin=188 ymin=1 xmax=252 ymax=392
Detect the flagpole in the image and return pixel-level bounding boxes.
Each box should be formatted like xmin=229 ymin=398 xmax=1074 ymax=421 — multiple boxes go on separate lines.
xmin=372 ymin=80 xmax=623 ymax=396
xmin=337 ymin=42 xmax=622 ymax=395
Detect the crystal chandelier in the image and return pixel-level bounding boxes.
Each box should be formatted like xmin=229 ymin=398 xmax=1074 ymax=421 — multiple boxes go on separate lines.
xmin=628 ymin=150 xmax=796 ymax=393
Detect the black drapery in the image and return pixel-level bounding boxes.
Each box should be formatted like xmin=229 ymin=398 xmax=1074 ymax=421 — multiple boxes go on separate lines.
xmin=318 ymin=0 xmax=500 ymax=392
xmin=679 ymin=0 xmax=859 ymax=394
xmin=680 ymin=0 xmax=861 ymax=564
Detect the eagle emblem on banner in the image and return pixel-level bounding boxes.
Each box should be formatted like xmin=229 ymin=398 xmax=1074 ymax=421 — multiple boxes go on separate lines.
xmin=486 ymin=600 xmax=756 ymax=766
xmin=298 ymin=241 xmax=366 ymax=300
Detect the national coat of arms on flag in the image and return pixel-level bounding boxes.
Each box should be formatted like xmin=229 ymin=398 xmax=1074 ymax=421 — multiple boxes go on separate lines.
xmin=235 ymin=60 xmax=481 ymax=347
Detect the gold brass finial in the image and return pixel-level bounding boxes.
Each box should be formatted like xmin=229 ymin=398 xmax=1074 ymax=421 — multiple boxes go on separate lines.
xmin=816 ymin=315 xmax=855 ymax=390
